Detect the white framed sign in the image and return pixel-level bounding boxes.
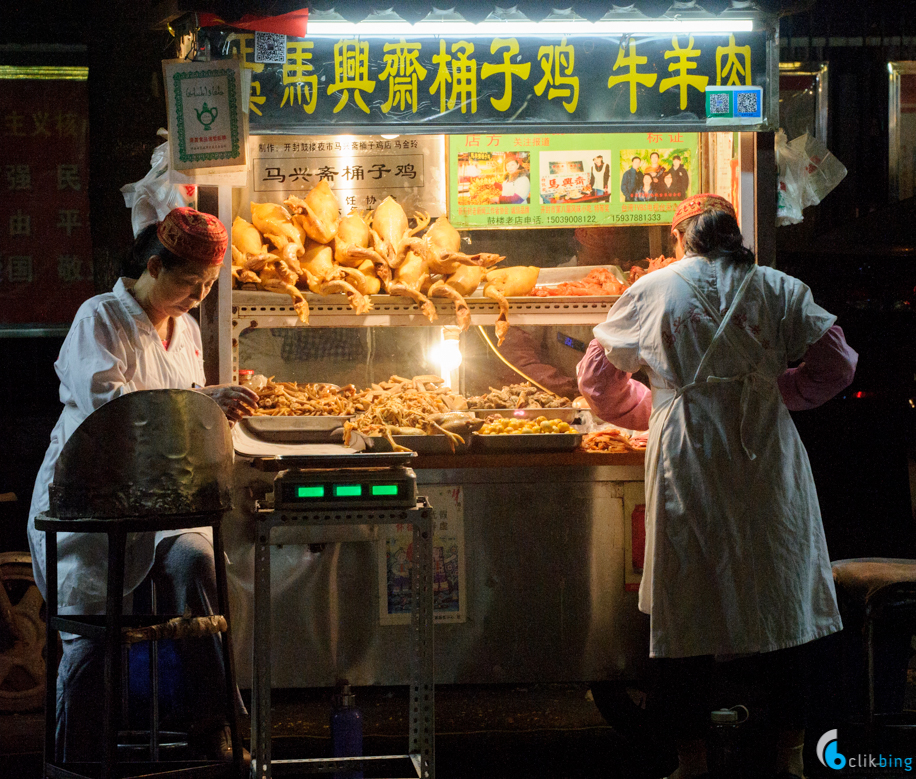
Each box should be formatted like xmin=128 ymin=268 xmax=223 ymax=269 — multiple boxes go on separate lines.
xmin=163 ymin=58 xmax=247 ymax=173
xmin=377 ymin=485 xmax=466 ymax=625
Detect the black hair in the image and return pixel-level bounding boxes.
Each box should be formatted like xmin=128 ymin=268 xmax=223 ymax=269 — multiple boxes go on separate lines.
xmin=677 ymin=204 xmax=755 ymax=266
xmin=672 ymin=155 xmax=681 ymax=161
xmin=650 ymin=151 xmax=660 ymax=160
xmin=631 ymin=155 xmax=641 ymax=162
xmin=121 ymin=222 xmax=188 ymax=279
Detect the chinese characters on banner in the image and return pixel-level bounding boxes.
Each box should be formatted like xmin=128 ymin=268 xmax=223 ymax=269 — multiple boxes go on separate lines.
xmin=248 ymin=134 xmax=446 ymax=216
xmin=449 ymin=132 xmax=699 ymax=229
xmin=218 ymin=31 xmax=770 ymax=130
xmin=0 ymin=73 xmax=93 ymax=324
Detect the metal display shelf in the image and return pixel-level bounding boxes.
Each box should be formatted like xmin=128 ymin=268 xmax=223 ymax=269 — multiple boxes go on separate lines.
xmin=232 ymin=290 xmax=619 ymax=328
xmin=252 ymin=499 xmax=435 ymax=779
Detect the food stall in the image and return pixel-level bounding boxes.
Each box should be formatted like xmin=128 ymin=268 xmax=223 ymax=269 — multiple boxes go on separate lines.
xmin=170 ymin=2 xmax=779 ymax=693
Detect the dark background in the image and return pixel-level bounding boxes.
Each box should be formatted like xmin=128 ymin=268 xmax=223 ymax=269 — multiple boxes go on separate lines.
xmin=1 ymin=0 xmax=914 ymax=561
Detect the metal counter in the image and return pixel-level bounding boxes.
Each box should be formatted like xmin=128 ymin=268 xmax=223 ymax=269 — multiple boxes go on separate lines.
xmin=223 ymin=458 xmax=647 ymax=688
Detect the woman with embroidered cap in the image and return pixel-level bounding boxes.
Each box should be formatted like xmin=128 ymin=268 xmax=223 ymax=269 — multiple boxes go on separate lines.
xmin=576 ymin=194 xmax=858 ymax=779
xmin=28 ymin=207 xmax=255 ymax=764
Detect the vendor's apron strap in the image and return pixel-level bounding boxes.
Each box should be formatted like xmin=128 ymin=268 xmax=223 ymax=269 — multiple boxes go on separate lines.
xmin=667 ymin=264 xmax=767 ymax=459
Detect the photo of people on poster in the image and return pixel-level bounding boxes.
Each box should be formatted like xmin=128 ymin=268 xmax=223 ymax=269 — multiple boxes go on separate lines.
xmin=588 ymin=154 xmax=611 ymax=196
xmin=456 ymin=150 xmax=531 ymax=206
xmin=619 ymin=148 xmax=692 ymax=202
xmin=498 ymin=151 xmax=532 ymax=204
xmin=538 ymin=150 xmax=612 ymax=204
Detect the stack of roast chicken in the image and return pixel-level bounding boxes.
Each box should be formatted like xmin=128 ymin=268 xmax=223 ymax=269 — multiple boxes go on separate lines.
xmin=231 ymin=182 xmax=540 ymax=344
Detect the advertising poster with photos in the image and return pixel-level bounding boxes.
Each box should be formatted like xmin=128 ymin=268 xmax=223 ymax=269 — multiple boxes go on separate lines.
xmin=450 ymin=132 xmax=698 ymax=229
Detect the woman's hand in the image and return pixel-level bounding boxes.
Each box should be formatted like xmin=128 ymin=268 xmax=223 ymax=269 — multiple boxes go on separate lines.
xmin=195 ymin=383 xmax=259 ymax=426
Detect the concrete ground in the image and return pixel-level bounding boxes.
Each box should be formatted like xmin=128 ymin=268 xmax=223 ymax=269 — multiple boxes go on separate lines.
xmin=0 ymin=682 xmax=676 ymax=779
xmin=2 ymin=672 xmax=915 ymax=778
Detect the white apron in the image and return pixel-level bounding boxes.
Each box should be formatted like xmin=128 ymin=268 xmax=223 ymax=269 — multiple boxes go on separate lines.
xmin=595 ymin=255 xmax=842 ymax=658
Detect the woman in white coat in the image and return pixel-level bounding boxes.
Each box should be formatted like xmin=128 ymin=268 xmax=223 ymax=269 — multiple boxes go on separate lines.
xmin=28 ymin=207 xmax=257 ymax=762
xmin=577 ymin=194 xmax=857 ymax=779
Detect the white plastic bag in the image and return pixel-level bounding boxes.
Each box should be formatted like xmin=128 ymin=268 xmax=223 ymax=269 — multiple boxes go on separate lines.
xmin=775 ymin=129 xmax=805 ymax=226
xmin=775 ymin=130 xmax=848 ymax=227
xmin=120 ymin=130 xmax=197 ymax=237
xmin=788 ymin=132 xmax=848 ymax=210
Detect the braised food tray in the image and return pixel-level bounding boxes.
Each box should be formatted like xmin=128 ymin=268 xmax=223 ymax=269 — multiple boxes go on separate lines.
xmin=348 ymin=430 xmax=471 ymax=455
xmin=470 ymin=408 xmax=578 ymax=423
xmin=471 ymin=432 xmax=583 ymax=453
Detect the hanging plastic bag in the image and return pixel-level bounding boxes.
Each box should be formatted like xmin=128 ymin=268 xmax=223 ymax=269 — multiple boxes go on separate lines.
xmin=775 ymin=129 xmax=805 ymax=226
xmin=120 ymin=130 xmax=197 ymax=237
xmin=788 ymin=132 xmax=848 ymax=210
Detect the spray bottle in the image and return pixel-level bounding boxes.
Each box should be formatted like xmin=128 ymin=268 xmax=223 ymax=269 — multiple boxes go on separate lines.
xmin=331 ymin=679 xmax=363 ymax=779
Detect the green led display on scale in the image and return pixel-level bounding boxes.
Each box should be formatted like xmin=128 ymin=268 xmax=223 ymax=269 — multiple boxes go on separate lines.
xmin=297 ymin=486 xmax=325 ymax=498
xmin=334 ymin=484 xmax=363 ymax=498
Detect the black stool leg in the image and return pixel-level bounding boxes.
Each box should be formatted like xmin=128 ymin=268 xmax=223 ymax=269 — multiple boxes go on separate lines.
xmin=103 ymin=530 xmax=127 ymax=779
xmin=149 ymin=580 xmax=161 ymax=761
xmin=44 ymin=531 xmax=58 ymax=772
xmin=212 ymin=518 xmax=243 ymax=776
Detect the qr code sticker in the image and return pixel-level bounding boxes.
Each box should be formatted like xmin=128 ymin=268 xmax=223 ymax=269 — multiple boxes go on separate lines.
xmin=255 ymin=32 xmax=287 ymax=64
xmin=709 ymin=92 xmax=730 ymax=115
xmin=736 ymin=91 xmax=759 ymax=116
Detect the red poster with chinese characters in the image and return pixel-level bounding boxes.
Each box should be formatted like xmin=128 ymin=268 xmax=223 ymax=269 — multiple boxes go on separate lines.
xmin=0 ymin=74 xmax=94 ymax=325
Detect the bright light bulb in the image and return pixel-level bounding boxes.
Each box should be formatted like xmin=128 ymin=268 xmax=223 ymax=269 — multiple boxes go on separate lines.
xmin=439 ymin=338 xmax=463 ymax=373
xmin=429 ymin=337 xmax=463 ymax=385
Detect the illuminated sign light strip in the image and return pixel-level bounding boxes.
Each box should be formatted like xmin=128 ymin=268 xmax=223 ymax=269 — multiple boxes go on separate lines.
xmin=0 ymin=65 xmax=88 ymax=81
xmin=306 ymin=20 xmax=755 ymax=37
xmin=372 ymin=485 xmax=400 ymax=496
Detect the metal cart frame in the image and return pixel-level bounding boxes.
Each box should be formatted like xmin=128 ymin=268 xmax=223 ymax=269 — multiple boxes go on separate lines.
xmin=251 ymin=499 xmax=435 ymax=779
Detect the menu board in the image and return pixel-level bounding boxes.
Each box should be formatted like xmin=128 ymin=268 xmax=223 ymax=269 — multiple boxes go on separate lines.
xmin=448 ymin=132 xmax=699 ymax=229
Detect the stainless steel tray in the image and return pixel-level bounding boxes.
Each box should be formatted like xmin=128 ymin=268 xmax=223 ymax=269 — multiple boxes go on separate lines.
xmin=470 ymin=408 xmax=578 ymax=423
xmin=471 ymin=432 xmax=583 ymax=452
xmin=242 ymin=415 xmax=350 ymax=444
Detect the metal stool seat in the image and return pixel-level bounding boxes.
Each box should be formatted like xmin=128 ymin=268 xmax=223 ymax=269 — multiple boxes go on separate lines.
xmin=34 ymin=389 xmax=245 ymax=779
xmin=831 ymin=558 xmax=916 ymax=728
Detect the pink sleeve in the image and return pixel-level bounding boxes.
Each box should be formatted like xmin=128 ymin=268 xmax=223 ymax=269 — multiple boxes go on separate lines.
xmin=576 ymin=338 xmax=652 ymax=430
xmin=777 ymin=325 xmax=858 ymax=411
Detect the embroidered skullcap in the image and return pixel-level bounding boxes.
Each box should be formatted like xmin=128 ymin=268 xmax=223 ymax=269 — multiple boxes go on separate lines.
xmin=157 ymin=207 xmax=228 ymax=266
xmin=671 ymin=193 xmax=736 ymax=229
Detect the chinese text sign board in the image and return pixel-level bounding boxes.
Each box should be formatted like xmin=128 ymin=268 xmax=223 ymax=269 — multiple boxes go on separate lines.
xmin=219 ymin=31 xmax=771 ymax=132
xmin=0 ymin=71 xmax=93 ymax=325
xmin=248 ymin=134 xmax=446 ymax=217
xmin=449 ymin=132 xmax=699 ymax=228
xmin=163 ymin=59 xmax=247 ymax=172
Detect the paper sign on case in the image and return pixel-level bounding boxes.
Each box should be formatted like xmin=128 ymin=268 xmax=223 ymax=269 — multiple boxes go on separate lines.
xmin=163 ymin=58 xmax=247 ymax=173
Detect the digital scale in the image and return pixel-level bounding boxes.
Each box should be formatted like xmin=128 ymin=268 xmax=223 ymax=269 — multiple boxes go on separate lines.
xmin=273 ymin=465 xmax=417 ymax=510
xmin=244 ymin=447 xmax=434 ymax=779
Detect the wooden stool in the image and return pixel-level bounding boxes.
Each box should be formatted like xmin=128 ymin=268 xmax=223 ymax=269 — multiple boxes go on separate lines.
xmin=35 ymin=510 xmax=244 ymax=779
xmin=831 ymin=558 xmax=916 ymax=728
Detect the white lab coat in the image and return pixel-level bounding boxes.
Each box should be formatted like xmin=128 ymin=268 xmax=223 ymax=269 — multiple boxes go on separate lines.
xmin=28 ymin=278 xmax=211 ymax=615
xmin=594 ymin=254 xmax=843 ymax=658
